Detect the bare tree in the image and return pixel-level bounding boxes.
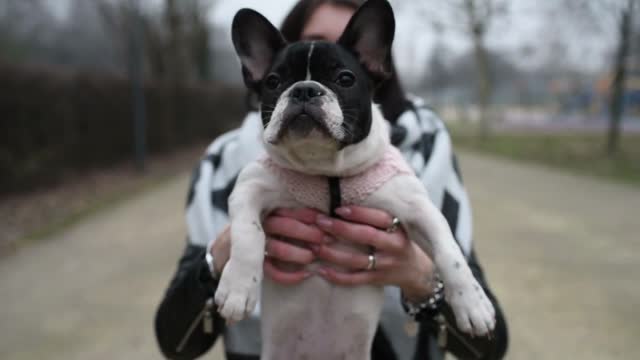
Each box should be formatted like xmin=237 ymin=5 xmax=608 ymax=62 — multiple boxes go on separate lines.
xmin=607 ymin=0 xmax=636 ymax=155
xmin=462 ymin=0 xmax=505 ymax=138
xmin=188 ymin=0 xmax=215 ymax=81
xmin=98 ymin=0 xmax=144 ymax=72
xmin=164 ymin=0 xmax=215 ymax=83
xmin=424 ymin=41 xmax=451 ymax=94
xmin=402 ymin=0 xmax=509 ymax=139
xmin=0 ymin=0 xmax=57 ymax=62
xmin=164 ymin=0 xmax=186 ymax=83
xmin=98 ymin=0 xmax=216 ymax=83
xmin=560 ymin=0 xmax=638 ymax=155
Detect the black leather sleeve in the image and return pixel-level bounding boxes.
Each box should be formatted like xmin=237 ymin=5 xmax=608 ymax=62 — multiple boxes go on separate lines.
xmin=154 ymin=242 xmax=225 ymax=360
xmin=416 ymin=250 xmax=509 ymax=360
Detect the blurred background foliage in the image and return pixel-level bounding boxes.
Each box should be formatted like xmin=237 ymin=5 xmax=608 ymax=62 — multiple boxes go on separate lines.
xmin=0 ymin=0 xmax=244 ymax=194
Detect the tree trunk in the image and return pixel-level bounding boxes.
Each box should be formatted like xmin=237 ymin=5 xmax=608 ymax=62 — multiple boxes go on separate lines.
xmin=164 ymin=0 xmax=185 ymax=148
xmin=165 ymin=0 xmax=186 ymax=84
xmin=465 ymin=0 xmax=493 ymax=139
xmin=127 ymin=0 xmax=146 ymax=171
xmin=607 ymin=0 xmax=634 ymax=156
xmin=190 ymin=1 xmax=212 ymax=82
xmin=473 ymin=29 xmax=492 ymax=139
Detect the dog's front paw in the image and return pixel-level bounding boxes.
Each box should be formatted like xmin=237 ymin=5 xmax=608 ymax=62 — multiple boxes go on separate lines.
xmin=214 ymin=261 xmax=261 ymax=322
xmin=445 ymin=277 xmax=496 ymax=336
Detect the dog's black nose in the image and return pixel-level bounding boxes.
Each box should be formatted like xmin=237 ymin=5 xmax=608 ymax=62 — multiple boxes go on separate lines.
xmin=290 ymin=83 xmax=326 ymax=102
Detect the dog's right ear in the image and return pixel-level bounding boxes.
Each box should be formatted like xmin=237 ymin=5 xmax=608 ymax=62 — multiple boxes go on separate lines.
xmin=232 ymin=9 xmax=287 ymax=90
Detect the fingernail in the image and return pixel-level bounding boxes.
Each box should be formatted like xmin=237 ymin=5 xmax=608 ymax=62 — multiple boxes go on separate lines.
xmin=315 ymin=268 xmax=327 ymax=276
xmin=323 ymin=236 xmax=334 ymax=244
xmin=316 ymin=215 xmax=333 ymax=228
xmin=335 ymin=207 xmax=351 ymax=216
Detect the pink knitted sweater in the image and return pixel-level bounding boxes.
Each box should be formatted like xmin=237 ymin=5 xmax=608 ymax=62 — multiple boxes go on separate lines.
xmin=261 ymin=146 xmax=414 ymax=212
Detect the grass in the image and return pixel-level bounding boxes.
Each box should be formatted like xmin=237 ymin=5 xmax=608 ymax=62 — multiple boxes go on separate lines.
xmin=449 ymin=128 xmax=640 ymax=187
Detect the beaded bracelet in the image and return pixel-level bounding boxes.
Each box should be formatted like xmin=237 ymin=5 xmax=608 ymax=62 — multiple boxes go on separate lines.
xmin=402 ymin=274 xmax=445 ymax=319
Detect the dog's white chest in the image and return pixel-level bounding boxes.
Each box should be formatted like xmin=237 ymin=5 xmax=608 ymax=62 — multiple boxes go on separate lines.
xmin=260 ymin=146 xmax=413 ymax=211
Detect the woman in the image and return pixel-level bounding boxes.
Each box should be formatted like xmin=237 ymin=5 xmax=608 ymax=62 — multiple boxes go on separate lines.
xmin=155 ymin=1 xmax=508 ymax=359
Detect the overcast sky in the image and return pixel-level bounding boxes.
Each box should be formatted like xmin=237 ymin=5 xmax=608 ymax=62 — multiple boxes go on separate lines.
xmin=214 ymin=1 xmax=614 ymax=71
xmin=210 ymin=0 xmax=436 ymax=80
xmin=44 ymin=0 xmax=616 ymax=81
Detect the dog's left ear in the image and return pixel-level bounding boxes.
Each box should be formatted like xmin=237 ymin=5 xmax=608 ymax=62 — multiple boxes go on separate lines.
xmin=232 ymin=9 xmax=287 ymax=90
xmin=338 ymin=0 xmax=395 ymax=82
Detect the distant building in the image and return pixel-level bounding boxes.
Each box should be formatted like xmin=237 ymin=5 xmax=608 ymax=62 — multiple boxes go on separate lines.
xmin=594 ymin=54 xmax=640 ymax=117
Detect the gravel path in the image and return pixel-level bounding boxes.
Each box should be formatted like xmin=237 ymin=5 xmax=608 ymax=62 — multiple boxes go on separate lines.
xmin=0 ymin=152 xmax=638 ymax=359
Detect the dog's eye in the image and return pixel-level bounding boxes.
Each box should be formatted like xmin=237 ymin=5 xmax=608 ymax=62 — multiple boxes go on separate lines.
xmin=336 ymin=71 xmax=355 ymax=87
xmin=265 ymin=74 xmax=281 ymax=90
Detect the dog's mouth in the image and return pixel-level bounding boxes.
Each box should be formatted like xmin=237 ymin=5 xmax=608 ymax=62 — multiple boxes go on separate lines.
xmin=274 ymin=105 xmax=333 ymax=142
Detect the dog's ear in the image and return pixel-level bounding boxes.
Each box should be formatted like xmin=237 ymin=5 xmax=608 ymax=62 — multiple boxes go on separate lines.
xmin=232 ymin=9 xmax=287 ymax=89
xmin=338 ymin=0 xmax=395 ymax=82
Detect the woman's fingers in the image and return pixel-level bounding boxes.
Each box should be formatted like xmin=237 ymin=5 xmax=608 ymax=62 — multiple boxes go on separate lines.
xmin=263 ymin=215 xmax=326 ymax=244
xmin=263 ymin=235 xmax=315 ymax=285
xmin=334 ymin=206 xmax=396 ymax=230
xmin=265 ymin=237 xmax=315 ymax=265
xmin=317 ymin=267 xmax=380 ymax=287
xmin=264 ymin=258 xmax=310 ymax=286
xmin=313 ymin=244 xmax=393 ymax=271
xmin=316 ymin=215 xmax=404 ymax=253
xmin=273 ymin=207 xmax=323 ymax=225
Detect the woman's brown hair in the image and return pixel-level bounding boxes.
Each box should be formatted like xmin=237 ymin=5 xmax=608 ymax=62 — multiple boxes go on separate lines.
xmin=280 ymin=0 xmax=366 ymax=42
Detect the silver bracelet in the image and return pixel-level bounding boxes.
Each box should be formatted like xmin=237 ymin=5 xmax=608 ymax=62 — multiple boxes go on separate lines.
xmin=403 ymin=274 xmax=445 ymax=317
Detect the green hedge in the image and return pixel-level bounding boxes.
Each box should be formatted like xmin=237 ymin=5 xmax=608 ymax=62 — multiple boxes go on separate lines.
xmin=0 ymin=62 xmax=246 ymax=194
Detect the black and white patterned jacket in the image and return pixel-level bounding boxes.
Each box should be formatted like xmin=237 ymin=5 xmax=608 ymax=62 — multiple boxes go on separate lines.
xmin=155 ymin=97 xmax=508 ymax=360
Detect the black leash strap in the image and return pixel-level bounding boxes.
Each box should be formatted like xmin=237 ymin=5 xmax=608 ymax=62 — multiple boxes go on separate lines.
xmin=328 ymin=177 xmax=341 ymax=217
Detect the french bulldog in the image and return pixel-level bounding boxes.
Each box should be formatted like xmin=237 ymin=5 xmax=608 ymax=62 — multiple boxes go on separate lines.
xmin=214 ymin=1 xmax=495 ymax=359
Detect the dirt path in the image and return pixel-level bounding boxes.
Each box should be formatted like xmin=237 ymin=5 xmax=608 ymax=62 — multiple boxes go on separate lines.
xmin=0 ymin=152 xmax=638 ymax=359
xmin=0 ymin=175 xmax=225 ymax=360
xmin=461 ymin=153 xmax=640 ymax=360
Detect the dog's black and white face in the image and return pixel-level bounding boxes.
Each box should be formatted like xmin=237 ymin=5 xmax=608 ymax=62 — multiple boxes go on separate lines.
xmin=232 ymin=0 xmax=395 ymax=175
xmin=260 ymin=41 xmax=374 ymax=146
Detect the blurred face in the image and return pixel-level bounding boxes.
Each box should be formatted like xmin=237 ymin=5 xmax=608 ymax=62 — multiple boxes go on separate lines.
xmin=300 ymin=3 xmax=356 ymax=42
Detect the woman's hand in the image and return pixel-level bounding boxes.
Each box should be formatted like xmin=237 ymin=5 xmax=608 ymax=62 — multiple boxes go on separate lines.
xmin=209 ymin=208 xmax=328 ymax=286
xmin=314 ymin=206 xmax=437 ymax=301
xmin=210 ymin=206 xmax=437 ymax=300
xmin=262 ymin=208 xmax=327 ymax=285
